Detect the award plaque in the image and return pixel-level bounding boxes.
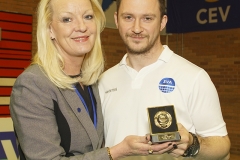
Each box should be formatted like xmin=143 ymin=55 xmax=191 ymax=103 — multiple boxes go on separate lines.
xmin=147 ymin=105 xmax=181 ymax=143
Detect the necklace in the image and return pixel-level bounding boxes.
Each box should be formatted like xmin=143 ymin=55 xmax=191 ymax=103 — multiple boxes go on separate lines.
xmin=61 ymin=69 xmax=82 ymax=78
xmin=69 ymin=73 xmax=82 ymax=78
xmin=61 ymin=66 xmax=82 ymax=78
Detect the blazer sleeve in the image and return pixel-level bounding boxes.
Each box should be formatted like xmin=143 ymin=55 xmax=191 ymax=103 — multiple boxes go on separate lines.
xmin=10 ymin=70 xmax=110 ymax=160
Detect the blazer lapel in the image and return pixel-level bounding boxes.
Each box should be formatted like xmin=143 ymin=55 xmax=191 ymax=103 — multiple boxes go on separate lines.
xmin=91 ymin=84 xmax=104 ymax=143
xmin=59 ymin=87 xmax=100 ymax=149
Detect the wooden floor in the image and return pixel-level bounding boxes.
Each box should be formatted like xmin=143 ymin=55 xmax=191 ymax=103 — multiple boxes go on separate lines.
xmin=230 ymin=154 xmax=240 ymax=160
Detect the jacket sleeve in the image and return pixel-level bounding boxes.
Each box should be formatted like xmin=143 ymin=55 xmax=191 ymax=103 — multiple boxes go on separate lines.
xmin=10 ymin=71 xmax=110 ymax=160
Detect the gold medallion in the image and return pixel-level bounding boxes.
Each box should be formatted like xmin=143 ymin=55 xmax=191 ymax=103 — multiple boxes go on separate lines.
xmin=147 ymin=105 xmax=181 ymax=143
xmin=154 ymin=111 xmax=172 ymax=129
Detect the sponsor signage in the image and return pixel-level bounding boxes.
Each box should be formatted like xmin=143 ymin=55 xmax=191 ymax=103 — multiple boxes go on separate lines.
xmin=167 ymin=0 xmax=240 ymax=33
xmin=0 ymin=118 xmax=18 ymax=160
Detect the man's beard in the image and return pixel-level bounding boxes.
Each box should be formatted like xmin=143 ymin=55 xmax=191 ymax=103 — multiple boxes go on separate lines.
xmin=124 ymin=33 xmax=159 ymax=55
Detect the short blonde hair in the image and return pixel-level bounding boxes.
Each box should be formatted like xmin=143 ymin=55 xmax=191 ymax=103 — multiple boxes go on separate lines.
xmin=33 ymin=0 xmax=106 ymax=89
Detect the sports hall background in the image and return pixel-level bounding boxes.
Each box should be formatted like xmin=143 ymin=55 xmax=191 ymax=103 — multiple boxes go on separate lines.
xmin=0 ymin=0 xmax=239 ymax=159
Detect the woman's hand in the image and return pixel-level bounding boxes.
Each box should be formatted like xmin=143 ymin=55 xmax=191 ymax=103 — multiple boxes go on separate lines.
xmin=109 ymin=135 xmax=174 ymax=160
xmin=166 ymin=123 xmax=193 ymax=157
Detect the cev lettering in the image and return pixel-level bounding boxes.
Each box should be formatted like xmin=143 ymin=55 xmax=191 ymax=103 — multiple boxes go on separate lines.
xmin=196 ymin=5 xmax=231 ymax=24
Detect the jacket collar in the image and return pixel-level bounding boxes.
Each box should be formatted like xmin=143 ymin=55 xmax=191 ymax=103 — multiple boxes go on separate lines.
xmin=58 ymin=84 xmax=103 ymax=149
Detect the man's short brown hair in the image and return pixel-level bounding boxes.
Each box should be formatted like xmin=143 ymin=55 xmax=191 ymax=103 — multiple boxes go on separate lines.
xmin=115 ymin=0 xmax=166 ymax=18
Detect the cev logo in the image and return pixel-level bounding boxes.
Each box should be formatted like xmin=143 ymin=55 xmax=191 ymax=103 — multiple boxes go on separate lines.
xmin=159 ymin=78 xmax=175 ymax=93
xmin=197 ymin=0 xmax=231 ymax=24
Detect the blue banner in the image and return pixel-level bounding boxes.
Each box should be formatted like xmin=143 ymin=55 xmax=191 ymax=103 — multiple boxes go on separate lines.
xmin=101 ymin=0 xmax=117 ymax=28
xmin=102 ymin=0 xmax=114 ymax=11
xmin=0 ymin=118 xmax=19 ymax=160
xmin=0 ymin=132 xmax=19 ymax=159
xmin=166 ymin=0 xmax=240 ymax=33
